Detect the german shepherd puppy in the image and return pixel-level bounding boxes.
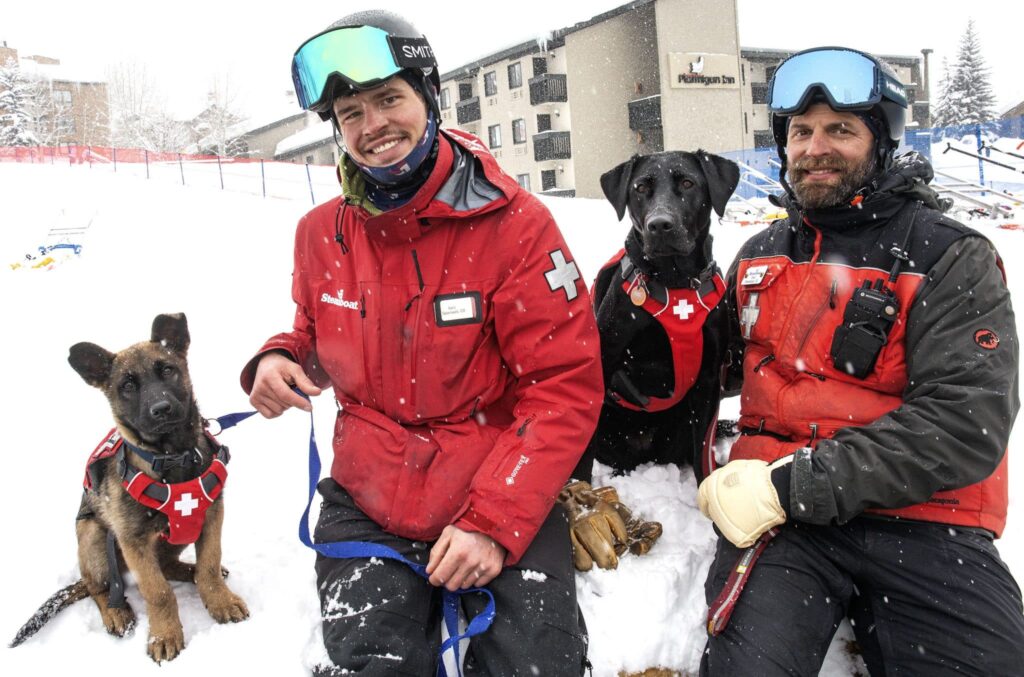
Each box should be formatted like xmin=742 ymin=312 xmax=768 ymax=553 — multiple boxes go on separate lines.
xmin=582 ymin=151 xmax=739 ymax=482
xmin=10 ymin=313 xmax=248 ymax=662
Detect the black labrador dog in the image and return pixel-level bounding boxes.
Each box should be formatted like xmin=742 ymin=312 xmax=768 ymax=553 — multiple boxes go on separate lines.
xmin=579 ymin=150 xmax=739 ymax=483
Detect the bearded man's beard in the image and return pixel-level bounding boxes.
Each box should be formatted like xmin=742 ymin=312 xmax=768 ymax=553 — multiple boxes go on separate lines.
xmin=789 ymin=152 xmax=877 ymax=209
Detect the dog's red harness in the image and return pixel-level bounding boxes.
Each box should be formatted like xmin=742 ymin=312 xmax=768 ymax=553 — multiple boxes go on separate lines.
xmin=606 ymin=250 xmax=726 ymax=413
xmin=83 ymin=429 xmax=229 ymax=545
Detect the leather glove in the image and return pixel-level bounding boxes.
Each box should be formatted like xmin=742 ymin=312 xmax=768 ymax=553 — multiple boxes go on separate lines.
xmin=592 ymin=486 xmax=663 ymax=557
xmin=558 ymin=481 xmax=663 ymax=571
xmin=697 ymin=455 xmax=793 ymax=548
xmin=558 ymin=480 xmax=628 ymax=571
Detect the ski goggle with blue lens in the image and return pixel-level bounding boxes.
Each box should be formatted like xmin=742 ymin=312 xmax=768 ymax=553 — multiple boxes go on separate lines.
xmin=767 ymin=47 xmax=908 ymax=115
xmin=291 ymin=25 xmax=437 ymax=113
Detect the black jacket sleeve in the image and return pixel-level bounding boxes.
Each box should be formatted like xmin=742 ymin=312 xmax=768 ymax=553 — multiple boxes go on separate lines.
xmin=790 ymin=235 xmax=1020 ymax=525
xmin=721 ymin=250 xmax=746 ymax=398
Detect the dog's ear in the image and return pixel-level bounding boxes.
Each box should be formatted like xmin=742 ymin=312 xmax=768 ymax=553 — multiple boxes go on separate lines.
xmin=69 ymin=342 xmax=115 ymax=387
xmin=697 ymin=150 xmax=740 ymax=218
xmin=151 ymin=313 xmax=190 ymax=354
xmin=600 ymin=155 xmax=638 ymax=221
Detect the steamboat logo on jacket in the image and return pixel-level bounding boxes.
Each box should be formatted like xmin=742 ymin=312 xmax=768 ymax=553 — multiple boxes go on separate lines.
xmin=321 ymin=289 xmax=361 ymax=311
xmin=545 ymin=249 xmax=581 ymax=301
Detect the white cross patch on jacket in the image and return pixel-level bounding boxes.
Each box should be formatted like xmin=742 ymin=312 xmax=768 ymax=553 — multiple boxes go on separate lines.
xmin=544 ymin=249 xmax=580 ymax=301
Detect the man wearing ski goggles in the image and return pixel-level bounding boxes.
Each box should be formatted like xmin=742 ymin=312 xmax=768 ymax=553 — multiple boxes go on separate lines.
xmin=246 ymin=10 xmax=600 ymax=676
xmin=699 ymin=46 xmax=1024 ymax=675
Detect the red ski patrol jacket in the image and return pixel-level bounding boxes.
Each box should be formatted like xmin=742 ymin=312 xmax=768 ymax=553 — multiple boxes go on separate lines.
xmin=724 ymin=154 xmax=1018 ymax=536
xmin=242 ymin=129 xmax=602 ymax=564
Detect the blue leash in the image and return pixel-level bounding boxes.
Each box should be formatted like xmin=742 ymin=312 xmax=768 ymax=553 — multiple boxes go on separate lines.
xmin=213 ymin=395 xmax=496 ymax=676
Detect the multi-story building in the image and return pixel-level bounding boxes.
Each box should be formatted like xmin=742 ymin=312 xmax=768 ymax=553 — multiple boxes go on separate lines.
xmin=1 ymin=43 xmax=110 ymax=147
xmin=438 ymin=0 xmax=926 ymax=198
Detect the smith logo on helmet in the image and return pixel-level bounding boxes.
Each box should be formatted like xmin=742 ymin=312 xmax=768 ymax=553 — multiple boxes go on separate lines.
xmin=391 ymin=37 xmax=436 ymax=67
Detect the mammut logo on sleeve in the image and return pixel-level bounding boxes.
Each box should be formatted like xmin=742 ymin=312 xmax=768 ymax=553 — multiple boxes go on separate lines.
xmin=974 ymin=329 xmax=1000 ymax=350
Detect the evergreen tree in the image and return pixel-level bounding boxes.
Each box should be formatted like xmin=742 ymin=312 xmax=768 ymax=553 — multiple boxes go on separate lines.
xmin=931 ymin=57 xmax=957 ymax=130
xmin=0 ymin=58 xmax=40 ymax=146
xmin=944 ymin=19 xmax=997 ymax=126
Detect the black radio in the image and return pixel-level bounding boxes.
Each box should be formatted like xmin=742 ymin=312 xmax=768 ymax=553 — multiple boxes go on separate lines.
xmin=830 ymin=279 xmax=899 ymax=379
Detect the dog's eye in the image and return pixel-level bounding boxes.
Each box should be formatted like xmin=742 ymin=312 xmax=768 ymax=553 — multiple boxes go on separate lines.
xmin=120 ymin=378 xmax=137 ymax=394
xmin=634 ymin=183 xmax=649 ymax=195
xmin=680 ymin=178 xmax=695 ymax=189
xmin=160 ymin=365 xmax=176 ymax=377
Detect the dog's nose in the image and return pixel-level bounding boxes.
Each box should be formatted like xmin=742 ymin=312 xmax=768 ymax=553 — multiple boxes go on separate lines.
xmin=645 ymin=217 xmax=674 ymax=234
xmin=150 ymin=400 xmax=173 ymax=419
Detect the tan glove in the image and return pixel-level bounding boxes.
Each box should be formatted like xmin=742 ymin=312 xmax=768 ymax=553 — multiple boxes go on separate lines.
xmin=558 ymin=481 xmax=663 ymax=571
xmin=592 ymin=486 xmax=663 ymax=557
xmin=697 ymin=456 xmax=793 ymax=548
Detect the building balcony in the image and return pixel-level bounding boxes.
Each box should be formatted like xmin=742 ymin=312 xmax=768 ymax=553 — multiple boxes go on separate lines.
xmin=529 ymin=73 xmax=568 ymax=105
xmin=533 ymin=131 xmax=572 ymax=161
xmin=456 ymin=97 xmax=481 ymax=125
xmin=628 ymin=95 xmax=661 ymax=131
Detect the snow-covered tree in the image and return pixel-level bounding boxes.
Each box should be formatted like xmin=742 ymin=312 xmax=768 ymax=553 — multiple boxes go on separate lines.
xmin=107 ymin=61 xmax=185 ymax=152
xmin=191 ymin=75 xmax=248 ymax=157
xmin=0 ymin=58 xmax=40 ymax=146
xmin=939 ymin=19 xmax=997 ymax=128
xmin=931 ymin=57 xmax=957 ymax=129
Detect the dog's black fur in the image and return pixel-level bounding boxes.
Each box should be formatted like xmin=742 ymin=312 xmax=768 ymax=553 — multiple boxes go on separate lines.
xmin=582 ymin=150 xmax=740 ymax=481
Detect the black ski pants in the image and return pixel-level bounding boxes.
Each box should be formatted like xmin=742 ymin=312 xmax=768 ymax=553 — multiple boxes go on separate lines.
xmin=312 ymin=479 xmax=588 ymax=676
xmin=701 ymin=517 xmax=1024 ymax=676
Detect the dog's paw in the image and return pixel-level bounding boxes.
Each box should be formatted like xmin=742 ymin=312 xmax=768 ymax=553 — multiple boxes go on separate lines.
xmin=147 ymin=627 xmax=185 ymax=663
xmin=206 ymin=591 xmax=249 ymax=623
xmin=101 ymin=605 xmax=136 ymax=638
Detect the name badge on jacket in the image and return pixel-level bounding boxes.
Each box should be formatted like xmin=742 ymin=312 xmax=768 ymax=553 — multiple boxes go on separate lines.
xmin=434 ymin=292 xmax=483 ymax=327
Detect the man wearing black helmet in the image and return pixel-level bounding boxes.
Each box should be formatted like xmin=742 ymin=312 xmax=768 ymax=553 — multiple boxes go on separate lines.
xmin=697 ymin=47 xmax=1024 ymax=674
xmin=240 ymin=10 xmax=600 ymax=675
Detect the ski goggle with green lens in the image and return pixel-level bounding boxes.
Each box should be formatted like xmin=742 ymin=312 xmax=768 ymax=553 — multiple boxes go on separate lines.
xmin=767 ymin=47 xmax=908 ymax=115
xmin=291 ymin=25 xmax=437 ymax=113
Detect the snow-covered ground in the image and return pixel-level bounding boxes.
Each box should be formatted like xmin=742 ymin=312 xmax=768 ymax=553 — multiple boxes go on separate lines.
xmin=1 ymin=147 xmax=1022 ymax=675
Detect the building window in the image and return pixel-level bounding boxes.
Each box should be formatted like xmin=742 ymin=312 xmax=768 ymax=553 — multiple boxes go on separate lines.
xmin=53 ymin=89 xmax=73 ymax=106
xmin=488 ymin=124 xmax=502 ymax=149
xmin=537 ymin=114 xmax=552 ymax=133
xmin=508 ymin=62 xmax=523 ymax=89
xmin=484 ymin=71 xmax=498 ymax=97
xmin=751 ymin=83 xmax=768 ymax=105
xmin=541 ymin=169 xmax=556 ymax=191
xmin=753 ymin=130 xmax=774 ymax=148
xmin=512 ymin=119 xmax=527 ymax=145
xmin=516 ymin=173 xmax=531 ymax=191
xmin=439 ymin=88 xmax=451 ymax=110
xmin=764 ymin=65 xmax=778 ymax=83
xmin=459 ymin=83 xmax=473 ymax=101
xmin=533 ymin=57 xmax=548 ymax=77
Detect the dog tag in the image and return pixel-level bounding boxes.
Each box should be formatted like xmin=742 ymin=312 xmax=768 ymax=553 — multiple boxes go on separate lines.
xmin=630 ymin=286 xmax=648 ymax=306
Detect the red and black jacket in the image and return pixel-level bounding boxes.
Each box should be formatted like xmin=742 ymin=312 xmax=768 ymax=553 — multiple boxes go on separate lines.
xmin=725 ymin=154 xmax=1018 ymax=536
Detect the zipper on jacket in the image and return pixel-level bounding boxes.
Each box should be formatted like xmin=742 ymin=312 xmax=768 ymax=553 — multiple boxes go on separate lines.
xmin=753 ymin=354 xmax=776 ymax=373
xmin=794 ymin=276 xmax=838 ymax=359
xmin=517 ymin=415 xmax=535 ymax=436
xmin=405 ymin=249 xmax=425 ymax=311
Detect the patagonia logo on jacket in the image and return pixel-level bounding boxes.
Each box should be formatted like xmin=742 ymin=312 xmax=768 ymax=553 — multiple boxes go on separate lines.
xmin=321 ymin=289 xmax=360 ymax=311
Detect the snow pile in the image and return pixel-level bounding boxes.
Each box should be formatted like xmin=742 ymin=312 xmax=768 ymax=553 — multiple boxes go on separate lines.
xmin=1 ymin=159 xmax=1022 ymax=676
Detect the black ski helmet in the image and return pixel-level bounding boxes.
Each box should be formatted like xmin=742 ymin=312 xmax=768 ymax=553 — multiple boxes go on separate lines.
xmin=303 ymin=10 xmax=441 ymax=122
xmin=768 ymin=47 xmax=907 ymax=173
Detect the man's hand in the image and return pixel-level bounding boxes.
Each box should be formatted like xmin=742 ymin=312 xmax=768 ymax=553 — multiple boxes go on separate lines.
xmin=697 ymin=456 xmax=793 ymax=548
xmin=249 ymin=352 xmax=322 ymax=418
xmin=426 ymin=526 xmax=506 ymax=592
